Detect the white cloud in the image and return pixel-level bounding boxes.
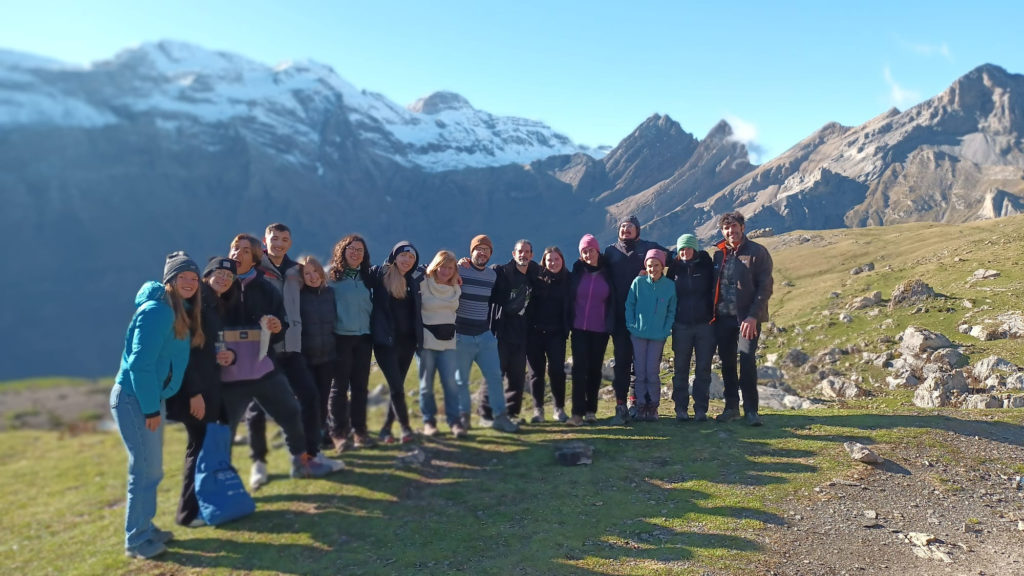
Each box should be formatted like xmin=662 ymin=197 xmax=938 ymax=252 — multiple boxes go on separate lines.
xmin=907 ymin=41 xmax=953 ymax=62
xmin=883 ymin=66 xmax=921 ymax=110
xmin=724 ymin=114 xmax=764 ymax=164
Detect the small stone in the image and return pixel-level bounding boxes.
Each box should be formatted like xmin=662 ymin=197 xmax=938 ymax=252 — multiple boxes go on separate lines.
xmin=864 ymin=510 xmax=878 ymax=519
xmin=844 ymin=441 xmax=883 ymax=464
xmin=1018 ymin=520 xmax=1024 ymax=531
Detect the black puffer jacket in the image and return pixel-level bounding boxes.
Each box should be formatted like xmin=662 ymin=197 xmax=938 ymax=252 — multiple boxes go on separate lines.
xmin=300 ymin=283 xmax=337 ymax=366
xmin=369 ymin=241 xmax=424 ymax=348
xmin=528 ymin=265 xmax=569 ymax=337
xmin=167 ymin=282 xmax=224 ymax=424
xmin=667 ymin=250 xmax=715 ymax=325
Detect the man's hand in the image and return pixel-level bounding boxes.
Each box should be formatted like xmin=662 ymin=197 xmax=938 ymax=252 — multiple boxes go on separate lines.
xmin=740 ymin=316 xmax=759 ymax=340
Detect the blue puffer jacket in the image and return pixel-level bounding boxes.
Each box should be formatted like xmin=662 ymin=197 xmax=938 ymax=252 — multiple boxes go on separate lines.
xmin=114 ymin=281 xmax=191 ymax=417
xmin=625 ymin=274 xmax=677 ymax=341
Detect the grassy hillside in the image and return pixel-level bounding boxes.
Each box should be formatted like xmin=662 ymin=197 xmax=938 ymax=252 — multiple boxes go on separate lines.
xmin=2 ymin=217 xmax=1024 ymax=575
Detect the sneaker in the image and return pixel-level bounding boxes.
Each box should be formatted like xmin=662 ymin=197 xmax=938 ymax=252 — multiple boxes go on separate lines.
xmin=746 ymin=411 xmax=763 ymax=427
xmin=291 ymin=453 xmax=334 ymax=479
xmin=380 ymin=433 xmax=397 ymax=445
xmin=186 ymin=517 xmax=207 ymax=528
xmin=530 ymin=407 xmax=544 ymax=423
xmin=478 ymin=416 xmax=494 ymax=428
xmin=400 ymin=427 xmax=415 ymax=443
xmin=331 ymin=435 xmax=351 ymax=454
xmin=459 ymin=412 xmax=472 ymax=430
xmin=313 ymin=452 xmax=346 ymax=472
xmin=553 ymin=407 xmax=568 ymax=423
xmin=715 ymin=408 xmax=742 ymax=423
xmin=352 ymin=433 xmax=375 ymax=449
xmin=423 ymin=421 xmax=438 ymax=437
xmin=151 ymin=528 xmax=174 ymax=544
xmin=232 ymin=433 xmax=248 ymax=445
xmin=125 ymin=539 xmax=167 ymax=560
xmin=694 ymin=411 xmax=708 ymax=422
xmin=567 ymin=414 xmax=584 ymax=427
xmin=249 ymin=461 xmax=269 ymax=490
xmin=491 ymin=413 xmax=520 ymax=433
xmin=627 ymin=397 xmax=639 ymax=422
xmin=609 ymin=404 xmax=627 ymax=425
xmin=584 ymin=412 xmax=597 ymax=423
xmin=451 ymin=422 xmax=468 ymax=438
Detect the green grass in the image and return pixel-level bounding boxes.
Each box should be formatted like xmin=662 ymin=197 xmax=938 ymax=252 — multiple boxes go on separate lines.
xmin=0 ymin=377 xmax=111 ymax=391
xmin=5 ymin=216 xmax=1024 ymax=574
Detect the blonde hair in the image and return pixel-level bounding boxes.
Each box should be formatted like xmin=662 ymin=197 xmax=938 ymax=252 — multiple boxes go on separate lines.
xmin=164 ymin=282 xmax=205 ymax=348
xmin=297 ymin=255 xmax=326 ymax=286
xmin=383 ymin=264 xmax=407 ymax=299
xmin=426 ymin=250 xmax=460 ymax=286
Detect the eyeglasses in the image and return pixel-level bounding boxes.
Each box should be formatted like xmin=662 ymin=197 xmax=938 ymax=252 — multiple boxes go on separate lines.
xmin=211 ymin=270 xmax=235 ymax=281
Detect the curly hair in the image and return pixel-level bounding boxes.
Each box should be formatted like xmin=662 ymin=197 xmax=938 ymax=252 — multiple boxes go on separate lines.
xmin=327 ymin=234 xmax=370 ymax=282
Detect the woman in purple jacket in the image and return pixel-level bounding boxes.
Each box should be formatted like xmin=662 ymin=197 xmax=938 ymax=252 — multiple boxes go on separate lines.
xmin=566 ymin=235 xmax=616 ymax=426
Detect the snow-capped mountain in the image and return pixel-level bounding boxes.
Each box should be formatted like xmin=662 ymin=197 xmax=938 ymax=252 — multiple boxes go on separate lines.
xmin=0 ymin=40 xmax=601 ymax=171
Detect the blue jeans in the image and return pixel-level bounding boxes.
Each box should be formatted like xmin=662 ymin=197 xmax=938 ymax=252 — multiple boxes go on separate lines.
xmin=454 ymin=331 xmax=506 ymax=417
xmin=418 ymin=348 xmax=459 ymax=427
xmin=110 ymin=383 xmax=164 ymax=549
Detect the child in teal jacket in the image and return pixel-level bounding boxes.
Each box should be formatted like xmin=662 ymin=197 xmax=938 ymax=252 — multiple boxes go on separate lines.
xmin=625 ymin=249 xmax=677 ymax=421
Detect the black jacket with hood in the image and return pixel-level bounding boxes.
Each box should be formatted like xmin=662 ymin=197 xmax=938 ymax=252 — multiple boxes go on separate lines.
xmin=369 ymin=241 xmax=424 ymax=348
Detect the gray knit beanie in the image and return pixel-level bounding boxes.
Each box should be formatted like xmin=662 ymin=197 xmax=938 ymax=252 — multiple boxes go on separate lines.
xmin=163 ymin=251 xmax=200 ymax=284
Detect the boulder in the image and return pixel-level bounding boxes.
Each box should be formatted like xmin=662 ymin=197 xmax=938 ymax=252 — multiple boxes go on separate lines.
xmin=814 ymin=347 xmax=844 ymax=365
xmin=899 ymin=326 xmax=953 ymax=355
xmin=964 ymin=394 xmax=1002 ymax=409
xmin=929 ymin=348 xmax=968 ymax=369
xmin=970 ymin=324 xmax=1007 ymax=341
xmin=970 ymin=269 xmax=1000 ymax=280
xmin=781 ymin=348 xmax=809 ymax=367
xmin=843 ymin=441 xmax=882 ymax=463
xmin=1005 ymin=373 xmax=1024 ymax=390
xmin=838 ymin=312 xmax=853 ymax=323
xmin=888 ymin=279 xmax=936 ymax=310
xmin=913 ymin=371 xmax=969 ymax=408
xmin=1004 ymin=396 xmax=1024 ymax=408
xmin=758 ymin=385 xmax=820 ymax=410
xmin=887 ymin=373 xmax=919 ymax=389
xmin=996 ymin=312 xmax=1024 ymax=338
xmin=972 ymin=356 xmax=1018 ymax=382
xmin=817 ymin=377 xmax=866 ymax=399
xmin=847 ymin=291 xmax=883 ymax=310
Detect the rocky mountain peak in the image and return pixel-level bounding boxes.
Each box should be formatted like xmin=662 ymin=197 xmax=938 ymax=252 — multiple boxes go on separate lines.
xmin=931 ymin=63 xmax=1023 ymax=134
xmin=407 ymin=91 xmax=474 ymax=114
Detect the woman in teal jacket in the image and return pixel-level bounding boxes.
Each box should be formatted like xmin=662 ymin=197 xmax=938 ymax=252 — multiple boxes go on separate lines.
xmin=625 ymin=249 xmax=676 ymax=421
xmin=111 ymin=251 xmax=203 ymax=560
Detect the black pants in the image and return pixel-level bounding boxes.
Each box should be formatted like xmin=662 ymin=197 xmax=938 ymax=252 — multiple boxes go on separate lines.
xmin=176 ymin=417 xmax=207 ymax=526
xmin=222 ymin=370 xmax=307 ymax=461
xmin=306 ymin=357 xmax=334 ymax=440
xmin=570 ymin=330 xmax=609 ymax=416
xmin=331 ymin=334 xmax=373 ymax=437
xmin=714 ymin=317 xmax=761 ymax=414
xmin=376 ymin=335 xmax=417 ymax=434
xmin=245 ymin=352 xmax=322 ymax=458
xmin=481 ymin=338 xmax=528 ymax=419
xmin=526 ymin=328 xmax=567 ymax=410
xmin=611 ymin=323 xmax=635 ymax=403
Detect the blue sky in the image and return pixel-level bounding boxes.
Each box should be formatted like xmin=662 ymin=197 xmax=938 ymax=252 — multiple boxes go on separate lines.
xmin=2 ymin=0 xmax=1021 ymax=161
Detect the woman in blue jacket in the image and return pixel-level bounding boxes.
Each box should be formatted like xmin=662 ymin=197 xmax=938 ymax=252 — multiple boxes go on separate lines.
xmin=111 ymin=251 xmax=203 ymax=559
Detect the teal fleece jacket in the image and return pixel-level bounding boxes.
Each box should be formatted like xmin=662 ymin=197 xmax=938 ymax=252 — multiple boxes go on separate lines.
xmin=114 ymin=281 xmax=191 ymax=416
xmin=625 ymin=274 xmax=677 ymax=341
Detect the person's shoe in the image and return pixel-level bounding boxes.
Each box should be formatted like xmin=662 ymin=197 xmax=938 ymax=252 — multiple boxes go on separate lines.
xmin=647 ymin=406 xmax=660 ymax=422
xmin=321 ymin=434 xmax=335 ymax=450
xmin=553 ymin=407 xmax=568 ymax=423
xmin=627 ymin=395 xmax=638 ymax=422
xmin=451 ymin=422 xmax=468 ymax=438
xmin=125 ymin=539 xmax=167 ymax=560
xmin=491 ymin=413 xmax=520 ymax=433
xmin=352 ymin=433 xmax=375 ymax=449
xmin=233 ymin=433 xmax=248 ymax=445
xmin=151 ymin=528 xmax=174 ymax=544
xmin=331 ymin=435 xmax=351 ymax=454
xmin=746 ymin=411 xmax=763 ymax=427
xmin=693 ymin=411 xmax=708 ymax=422
xmin=584 ymin=412 xmax=597 ymax=423
xmin=459 ymin=412 xmax=472 ymax=430
xmin=249 ymin=461 xmax=269 ymax=490
xmin=423 ymin=421 xmax=438 ymax=437
xmin=530 ymin=407 xmax=545 ymax=423
xmin=567 ymin=414 xmax=584 ymax=427
xmin=609 ymin=403 xmax=627 ymax=425
xmin=675 ymin=407 xmax=691 ymax=422
xmin=186 ymin=517 xmax=207 ymax=528
xmin=715 ymin=408 xmax=742 ymax=423
xmin=400 ymin=427 xmax=415 ymax=443
xmin=313 ymin=452 xmax=346 ymax=473
xmin=291 ymin=453 xmax=334 ymax=479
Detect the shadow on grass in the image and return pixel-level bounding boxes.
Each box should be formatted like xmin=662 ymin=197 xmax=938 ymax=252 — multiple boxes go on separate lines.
xmin=161 ymin=409 xmax=1024 ymax=575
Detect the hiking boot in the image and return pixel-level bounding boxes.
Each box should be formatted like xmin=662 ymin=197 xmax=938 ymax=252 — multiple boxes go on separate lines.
xmin=745 ymin=411 xmax=763 ymax=427
xmin=291 ymin=453 xmax=334 ymax=479
xmin=249 ymin=461 xmax=269 ymax=490
xmin=567 ymin=414 xmax=584 ymax=427
xmin=584 ymin=412 xmax=597 ymax=423
xmin=400 ymin=427 xmax=415 ymax=444
xmin=331 ymin=435 xmax=351 ymax=454
xmin=627 ymin=403 xmax=639 ymax=422
xmin=553 ymin=407 xmax=568 ymax=423
xmin=352 ymin=433 xmax=375 ymax=449
xmin=151 ymin=528 xmax=174 ymax=544
xmin=675 ymin=409 xmax=691 ymax=422
xmin=694 ymin=411 xmax=708 ymax=422
xmin=313 ymin=452 xmax=346 ymax=473
xmin=530 ymin=407 xmax=545 ymax=423
xmin=451 ymin=422 xmax=468 ymax=438
xmin=423 ymin=421 xmax=438 ymax=437
xmin=459 ymin=412 xmax=472 ymax=430
xmin=380 ymin=431 xmax=396 ymax=445
xmin=491 ymin=413 xmax=520 ymax=433
xmin=186 ymin=517 xmax=207 ymax=528
xmin=609 ymin=404 xmax=627 ymax=425
xmin=715 ymin=408 xmax=742 ymax=423
xmin=125 ymin=539 xmax=167 ymax=560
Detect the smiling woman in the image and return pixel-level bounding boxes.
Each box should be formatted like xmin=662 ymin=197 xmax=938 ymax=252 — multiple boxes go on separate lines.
xmin=109 ymin=250 xmax=203 ymax=560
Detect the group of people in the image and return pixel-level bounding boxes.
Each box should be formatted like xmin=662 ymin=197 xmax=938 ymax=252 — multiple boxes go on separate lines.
xmin=109 ymin=211 xmax=773 ymax=559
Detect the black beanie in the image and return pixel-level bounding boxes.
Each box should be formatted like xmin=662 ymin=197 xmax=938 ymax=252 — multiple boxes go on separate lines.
xmin=163 ymin=251 xmax=200 ymax=284
xmin=203 ymin=256 xmax=237 ymax=278
xmin=618 ymin=215 xmax=641 ymax=234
